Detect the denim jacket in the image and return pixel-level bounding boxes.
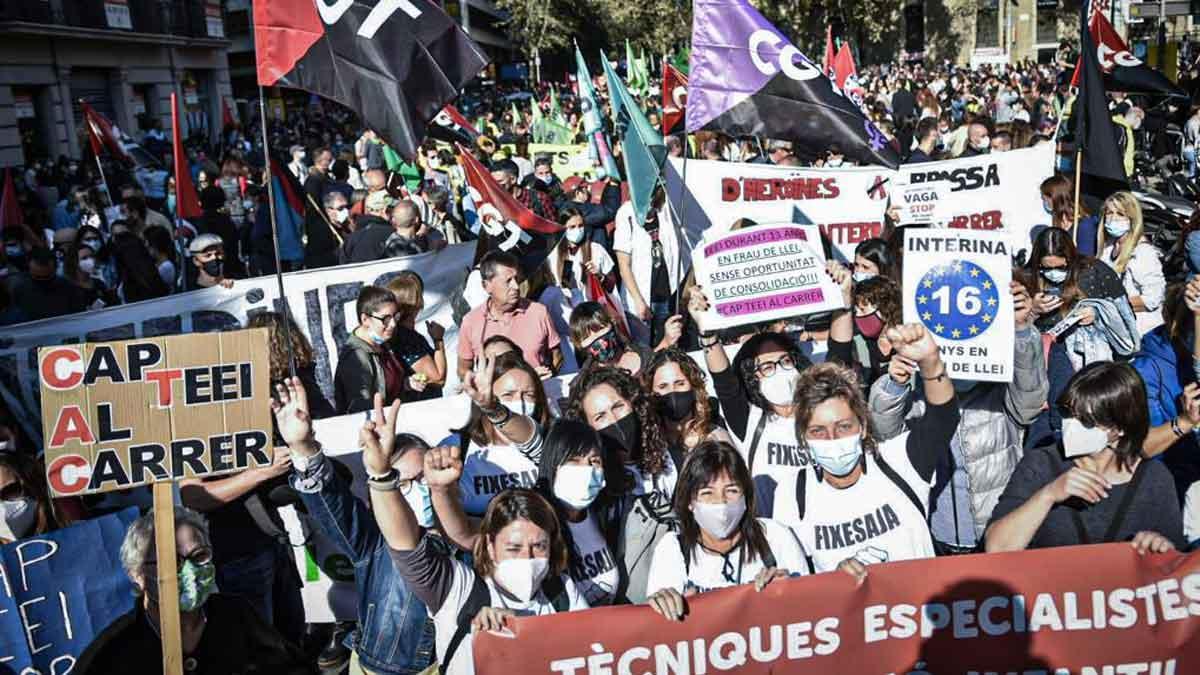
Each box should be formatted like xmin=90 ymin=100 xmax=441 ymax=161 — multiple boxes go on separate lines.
xmin=291 ymin=453 xmax=435 ymax=674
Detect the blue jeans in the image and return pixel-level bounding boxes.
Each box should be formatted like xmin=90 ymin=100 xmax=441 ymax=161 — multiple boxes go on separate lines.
xmin=1185 ymin=148 xmax=1197 ymax=178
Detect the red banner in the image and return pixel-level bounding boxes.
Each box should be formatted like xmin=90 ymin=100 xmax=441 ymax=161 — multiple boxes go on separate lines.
xmin=475 ymin=544 xmax=1200 ymax=674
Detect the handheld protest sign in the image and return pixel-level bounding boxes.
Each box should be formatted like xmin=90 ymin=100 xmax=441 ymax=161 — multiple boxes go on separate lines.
xmin=38 ymin=328 xmax=273 ymax=497
xmin=691 ymin=224 xmax=844 ymax=332
xmin=902 ymin=229 xmax=1014 ymax=383
xmin=894 ymin=180 xmax=951 ymax=226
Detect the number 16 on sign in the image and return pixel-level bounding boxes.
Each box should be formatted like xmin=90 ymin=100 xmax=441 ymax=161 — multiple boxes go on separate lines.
xmin=902 ymin=229 xmax=1014 ymax=383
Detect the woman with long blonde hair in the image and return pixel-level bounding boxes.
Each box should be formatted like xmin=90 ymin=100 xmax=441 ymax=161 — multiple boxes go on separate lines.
xmin=1098 ymin=191 xmax=1166 ymax=335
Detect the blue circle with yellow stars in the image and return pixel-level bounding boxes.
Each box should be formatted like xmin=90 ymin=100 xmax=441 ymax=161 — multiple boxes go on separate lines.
xmin=914 ymin=260 xmax=999 ymax=341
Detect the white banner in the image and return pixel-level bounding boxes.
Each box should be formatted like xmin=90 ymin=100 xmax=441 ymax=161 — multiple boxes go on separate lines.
xmin=895 ymin=143 xmax=1055 ymax=257
xmin=692 ymin=224 xmax=843 ymax=331
xmin=664 ymin=157 xmax=890 ymax=263
xmin=0 ymin=244 xmax=477 ymax=444
xmin=902 ymin=230 xmax=1014 ymax=383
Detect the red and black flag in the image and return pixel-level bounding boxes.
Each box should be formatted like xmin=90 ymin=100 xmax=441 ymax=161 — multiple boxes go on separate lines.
xmin=171 ymin=93 xmax=202 ymax=237
xmin=661 ymin=63 xmax=688 ymax=136
xmin=1069 ymin=11 xmax=1187 ymax=98
xmin=81 ymin=102 xmax=132 ymax=163
xmin=1073 ymin=0 xmax=1128 ymax=199
xmin=429 ymin=104 xmax=480 ymax=145
xmin=254 ymin=0 xmax=488 ymax=160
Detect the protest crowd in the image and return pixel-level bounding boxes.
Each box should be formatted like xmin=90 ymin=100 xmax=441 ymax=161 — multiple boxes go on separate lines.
xmin=8 ymin=0 xmax=1200 ymax=672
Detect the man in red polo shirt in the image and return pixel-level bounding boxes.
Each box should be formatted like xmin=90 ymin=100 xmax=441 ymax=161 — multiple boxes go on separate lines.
xmin=457 ymin=250 xmax=563 ymax=380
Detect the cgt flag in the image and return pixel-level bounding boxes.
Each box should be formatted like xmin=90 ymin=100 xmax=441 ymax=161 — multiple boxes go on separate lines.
xmin=662 ymin=63 xmax=688 ymax=136
xmin=171 ymin=93 xmax=202 ymax=237
xmin=254 ymin=0 xmax=488 ymax=160
xmin=457 ymin=144 xmax=562 ymax=275
xmin=1069 ymin=11 xmax=1188 ymax=98
xmin=81 ymin=102 xmax=132 ymax=163
xmin=687 ymin=0 xmax=899 ymax=168
xmin=429 ymin=104 xmax=480 ymax=146
xmin=833 ymin=42 xmax=866 ymax=109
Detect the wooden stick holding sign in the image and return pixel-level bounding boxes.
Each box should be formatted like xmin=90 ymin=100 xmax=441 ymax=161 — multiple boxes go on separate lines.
xmin=37 ymin=328 xmax=273 ymax=675
xmin=153 ymin=482 xmax=184 ymax=675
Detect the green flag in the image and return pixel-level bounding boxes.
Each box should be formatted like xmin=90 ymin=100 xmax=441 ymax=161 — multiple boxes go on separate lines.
xmin=625 ymin=40 xmax=643 ymax=96
xmin=601 ymin=51 xmax=666 ymax=226
xmin=510 ymin=101 xmax=522 ymax=131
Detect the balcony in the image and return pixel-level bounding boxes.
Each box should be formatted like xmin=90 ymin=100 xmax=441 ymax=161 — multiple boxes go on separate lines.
xmin=1 ymin=0 xmax=227 ymax=41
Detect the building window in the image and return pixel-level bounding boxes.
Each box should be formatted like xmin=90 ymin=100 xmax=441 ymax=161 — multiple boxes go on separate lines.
xmin=1036 ymin=0 xmax=1059 ymax=44
xmin=976 ymin=0 xmax=999 ymax=49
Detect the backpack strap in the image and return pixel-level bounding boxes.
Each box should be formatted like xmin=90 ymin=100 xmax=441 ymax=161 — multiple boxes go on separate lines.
xmin=874 ymin=453 xmax=927 ymax=521
xmin=760 ymin=537 xmax=777 ymax=570
xmin=441 ymin=573 xmax=490 ymax=674
xmin=744 ymin=410 xmax=770 ymax=475
xmin=794 ymin=468 xmax=808 ymax=521
xmin=542 ymin=573 xmax=570 ymax=613
xmin=1070 ymin=458 xmax=1150 ymax=545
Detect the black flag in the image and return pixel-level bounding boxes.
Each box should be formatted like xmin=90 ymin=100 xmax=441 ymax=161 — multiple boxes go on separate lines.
xmin=255 ymin=0 xmax=488 ymax=160
xmin=1072 ymin=0 xmax=1128 ymax=200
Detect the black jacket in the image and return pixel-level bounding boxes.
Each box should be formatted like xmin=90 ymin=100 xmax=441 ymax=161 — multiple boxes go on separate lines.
xmin=338 ymin=216 xmax=394 ymax=264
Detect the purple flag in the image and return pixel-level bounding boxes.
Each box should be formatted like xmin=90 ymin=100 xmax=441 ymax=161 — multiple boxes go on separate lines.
xmin=687 ymin=0 xmax=900 ymax=169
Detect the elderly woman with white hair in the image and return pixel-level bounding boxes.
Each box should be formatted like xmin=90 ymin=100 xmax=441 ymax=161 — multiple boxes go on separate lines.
xmin=84 ymin=507 xmax=310 ymax=674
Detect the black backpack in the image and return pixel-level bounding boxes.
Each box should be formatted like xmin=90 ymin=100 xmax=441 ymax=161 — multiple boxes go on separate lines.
xmin=440 ymin=572 xmax=570 ymax=672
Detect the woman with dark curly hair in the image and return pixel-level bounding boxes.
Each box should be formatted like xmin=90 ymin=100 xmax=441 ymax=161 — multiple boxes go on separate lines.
xmin=566 ymin=364 xmax=677 ymax=508
xmin=245 ymin=311 xmax=335 ymax=420
xmin=851 ymin=275 xmax=904 ymax=390
xmin=641 ymin=348 xmax=732 ymax=452
xmin=785 ymin=324 xmax=958 ymax=580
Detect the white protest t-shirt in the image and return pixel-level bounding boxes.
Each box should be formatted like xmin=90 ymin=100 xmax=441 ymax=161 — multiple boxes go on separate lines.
xmin=566 ymin=512 xmax=620 ymax=606
xmin=737 ymin=407 xmax=811 ymax=518
xmin=625 ymin=451 xmax=678 ymax=512
xmin=431 ymin=560 xmax=589 ymax=675
xmin=644 ymin=518 xmax=808 ymax=596
xmin=458 ymin=444 xmax=540 ymax=516
xmin=787 ymin=432 xmax=935 ymax=573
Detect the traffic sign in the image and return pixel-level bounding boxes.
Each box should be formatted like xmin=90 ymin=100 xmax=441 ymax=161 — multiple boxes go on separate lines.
xmin=1128 ymin=1 xmax=1191 ymax=18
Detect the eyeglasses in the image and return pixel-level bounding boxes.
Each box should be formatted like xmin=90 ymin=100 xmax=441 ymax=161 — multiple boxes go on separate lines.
xmin=145 ymin=546 xmax=213 ymax=569
xmin=755 ymin=355 xmax=796 ymax=378
xmin=369 ymin=313 xmax=399 ymax=325
xmin=0 ymin=483 xmax=24 ymax=501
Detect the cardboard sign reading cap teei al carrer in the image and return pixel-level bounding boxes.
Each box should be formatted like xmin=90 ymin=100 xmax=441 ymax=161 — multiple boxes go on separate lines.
xmin=38 ymin=328 xmax=273 ymax=497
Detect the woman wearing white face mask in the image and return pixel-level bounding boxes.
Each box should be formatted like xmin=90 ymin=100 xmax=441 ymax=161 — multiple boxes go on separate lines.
xmin=362 ymin=400 xmax=587 ymax=675
xmin=785 ymin=325 xmax=958 ymax=582
xmin=0 ymin=453 xmax=69 ymax=544
xmin=986 ymin=361 xmax=1182 ymax=554
xmin=1098 ymin=191 xmax=1165 ymax=335
xmin=423 ymin=419 xmax=630 ymax=606
xmin=686 ymin=262 xmax=858 ymax=519
xmin=644 ymin=441 xmax=807 ymax=621
xmin=449 ymin=351 xmax=550 ymax=517
xmin=540 ymin=209 xmax=618 ymax=373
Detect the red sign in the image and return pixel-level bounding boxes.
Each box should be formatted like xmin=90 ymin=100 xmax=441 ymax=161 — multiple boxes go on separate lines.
xmin=475 ymin=544 xmax=1200 ymax=674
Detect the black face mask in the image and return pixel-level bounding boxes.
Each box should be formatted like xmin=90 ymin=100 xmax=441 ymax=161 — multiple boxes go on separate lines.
xmin=584 ymin=328 xmax=622 ymax=362
xmin=656 ymin=390 xmax=696 ymax=422
xmin=201 ymin=259 xmax=223 ymax=279
xmin=598 ymin=413 xmax=641 ymax=459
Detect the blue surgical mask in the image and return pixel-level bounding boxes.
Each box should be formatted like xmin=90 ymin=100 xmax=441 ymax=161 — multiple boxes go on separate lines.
xmin=4 ymin=245 xmax=22 ymax=259
xmin=403 ymin=481 xmax=436 ymax=528
xmin=1042 ymin=268 xmax=1068 ymax=284
xmin=367 ymin=331 xmax=387 ymax=345
xmin=807 ymin=435 xmax=863 ymax=477
xmin=167 ymin=194 xmax=177 ymax=215
xmin=1105 ymin=217 xmax=1131 ymax=238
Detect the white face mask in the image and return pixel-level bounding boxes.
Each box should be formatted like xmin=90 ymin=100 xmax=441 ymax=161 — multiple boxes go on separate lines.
xmin=332 ymin=207 xmax=350 ymax=224
xmin=691 ymin=495 xmax=746 ymax=539
xmin=759 ymin=368 xmax=800 ymax=406
xmin=403 ymin=480 xmax=435 ymax=529
xmin=492 ymin=556 xmax=550 ymax=602
xmin=0 ymin=497 xmax=36 ymax=541
xmin=565 ymin=228 xmax=586 ymax=245
xmin=826 ymin=158 xmax=844 ymax=167
xmin=553 ymin=464 xmax=606 ymax=510
xmin=807 ymin=435 xmax=864 ymax=476
xmin=853 ymin=270 xmax=876 ymax=283
xmin=502 ymin=399 xmax=533 ymax=418
xmin=78 ymin=258 xmax=96 ymax=275
xmin=1061 ymin=417 xmax=1112 ymax=458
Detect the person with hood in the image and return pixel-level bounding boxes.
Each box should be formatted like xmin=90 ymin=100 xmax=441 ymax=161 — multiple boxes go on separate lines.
xmin=868 ymin=278 xmax=1047 ymax=555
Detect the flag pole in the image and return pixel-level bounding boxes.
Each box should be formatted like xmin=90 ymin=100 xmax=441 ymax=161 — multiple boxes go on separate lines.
xmin=81 ymin=101 xmax=117 ymax=208
xmin=258 ymin=86 xmax=298 ymax=380
xmin=1072 ymin=147 xmax=1083 ymax=233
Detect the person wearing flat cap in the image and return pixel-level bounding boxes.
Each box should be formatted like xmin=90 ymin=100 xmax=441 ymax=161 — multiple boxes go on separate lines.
xmin=189 ymin=234 xmax=234 ymax=289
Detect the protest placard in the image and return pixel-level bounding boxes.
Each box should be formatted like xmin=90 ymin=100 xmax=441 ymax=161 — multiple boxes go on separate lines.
xmin=664 ymin=157 xmax=890 ymax=262
xmin=902 ymin=229 xmax=1014 ymax=382
xmin=474 ymin=543 xmax=1200 ymax=675
xmin=38 ymin=328 xmax=272 ymax=497
xmin=894 ymin=180 xmax=951 ymax=226
xmin=896 ymin=143 xmax=1055 ymax=256
xmin=0 ymin=508 xmax=137 ymax=674
xmin=500 ymin=143 xmax=593 ymax=179
xmin=691 ymin=224 xmax=844 ymax=332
